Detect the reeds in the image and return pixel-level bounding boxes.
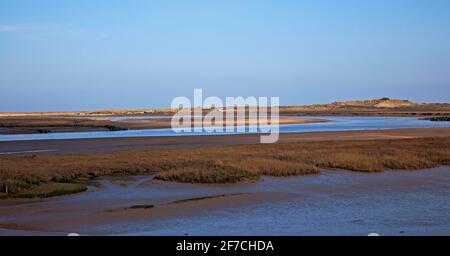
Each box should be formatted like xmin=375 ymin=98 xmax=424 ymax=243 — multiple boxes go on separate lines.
xmin=1 ymin=137 xmax=449 ymax=196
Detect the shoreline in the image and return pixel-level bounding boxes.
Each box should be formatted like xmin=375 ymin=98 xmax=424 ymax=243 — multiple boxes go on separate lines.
xmin=1 ymin=98 xmax=450 ymax=119
xmin=0 ymin=116 xmax=327 ymax=135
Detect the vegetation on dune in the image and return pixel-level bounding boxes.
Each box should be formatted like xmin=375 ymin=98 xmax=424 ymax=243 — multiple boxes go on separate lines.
xmin=0 ymin=137 xmax=449 ymax=198
xmin=280 ymin=98 xmax=450 ymax=116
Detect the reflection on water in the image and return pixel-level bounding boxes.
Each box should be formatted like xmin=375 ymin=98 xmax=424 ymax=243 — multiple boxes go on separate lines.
xmin=1 ymin=168 xmax=450 ymax=235
xmin=118 ymin=168 xmax=450 ymax=236
xmin=0 ymin=116 xmax=449 ymax=141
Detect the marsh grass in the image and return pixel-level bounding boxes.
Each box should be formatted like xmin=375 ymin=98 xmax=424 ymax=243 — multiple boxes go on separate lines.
xmin=154 ymin=167 xmax=259 ymax=183
xmin=232 ymin=158 xmax=319 ymax=176
xmin=9 ymin=182 xmax=87 ymax=198
xmin=1 ymin=137 xmax=449 ymax=197
xmin=0 ymin=117 xmax=127 ymax=132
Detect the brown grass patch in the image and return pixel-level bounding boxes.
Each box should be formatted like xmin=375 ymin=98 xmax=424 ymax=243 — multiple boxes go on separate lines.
xmin=231 ymin=158 xmax=319 ymax=176
xmin=0 ymin=137 xmax=449 ymax=197
xmin=5 ymin=182 xmax=87 ymax=199
xmin=154 ymin=166 xmax=258 ymax=183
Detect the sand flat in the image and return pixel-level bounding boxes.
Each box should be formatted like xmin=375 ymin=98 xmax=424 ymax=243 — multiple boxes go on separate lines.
xmin=0 ymin=127 xmax=449 ymax=154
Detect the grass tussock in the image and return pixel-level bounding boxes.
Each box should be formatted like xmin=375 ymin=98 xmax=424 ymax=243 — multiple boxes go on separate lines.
xmin=0 ymin=117 xmax=127 ymax=132
xmin=5 ymin=182 xmax=87 ymax=199
xmin=1 ymin=137 xmax=449 ymax=197
xmin=154 ymin=166 xmax=258 ymax=183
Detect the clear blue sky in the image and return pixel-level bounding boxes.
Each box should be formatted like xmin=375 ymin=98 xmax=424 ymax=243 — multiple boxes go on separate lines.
xmin=1 ymin=0 xmax=449 ymax=111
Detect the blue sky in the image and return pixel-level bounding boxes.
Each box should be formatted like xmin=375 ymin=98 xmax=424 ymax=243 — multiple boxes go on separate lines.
xmin=1 ymin=0 xmax=450 ymax=111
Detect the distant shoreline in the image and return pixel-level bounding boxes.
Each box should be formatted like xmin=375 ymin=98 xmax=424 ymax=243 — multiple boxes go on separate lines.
xmin=1 ymin=98 xmax=450 ymax=118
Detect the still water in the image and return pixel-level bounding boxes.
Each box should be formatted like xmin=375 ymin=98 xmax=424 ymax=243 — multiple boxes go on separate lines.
xmin=106 ymin=168 xmax=450 ymax=235
xmin=2 ymin=168 xmax=448 ymax=235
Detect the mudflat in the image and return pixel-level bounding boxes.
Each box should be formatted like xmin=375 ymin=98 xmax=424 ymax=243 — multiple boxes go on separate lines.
xmin=0 ymin=127 xmax=449 ymax=154
xmin=1 ymin=167 xmax=450 ymax=235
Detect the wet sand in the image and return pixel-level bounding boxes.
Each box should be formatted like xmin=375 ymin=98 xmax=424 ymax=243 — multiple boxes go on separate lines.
xmin=1 ymin=167 xmax=450 ymax=235
xmin=1 ymin=127 xmax=449 ymax=155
